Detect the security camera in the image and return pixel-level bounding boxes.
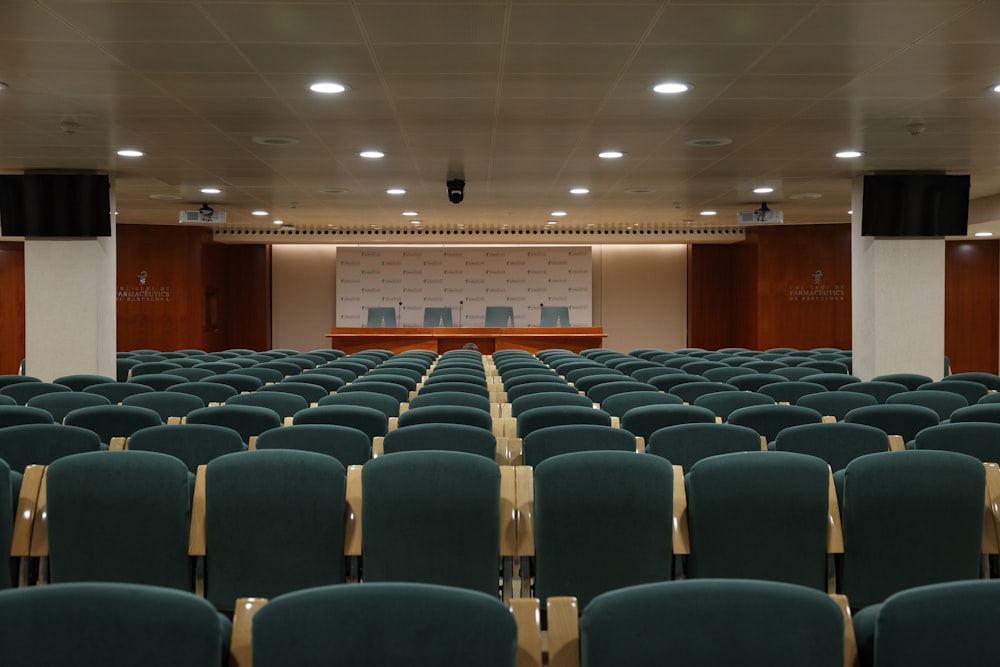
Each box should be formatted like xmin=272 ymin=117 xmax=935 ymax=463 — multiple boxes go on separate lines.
xmin=198 ymin=203 xmax=214 ymax=221
xmin=447 ymin=179 xmax=465 ymax=204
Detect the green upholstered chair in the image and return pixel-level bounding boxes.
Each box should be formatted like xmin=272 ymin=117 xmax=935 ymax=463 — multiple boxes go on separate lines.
xmin=251 ymin=582 xmax=516 ymax=667
xmin=317 ymin=391 xmax=400 ymax=419
xmin=484 ymin=306 xmax=514 ymax=327
xmin=667 ymin=381 xmax=738 ymax=404
xmin=620 ymin=404 xmax=716 ymax=441
xmin=63 ymin=404 xmax=162 ymax=444
xmin=502 ymin=372 xmax=566 ymax=392
xmin=257 ymin=381 xmax=329 ymax=404
xmin=0 ymin=376 xmax=39 ymax=390
xmin=0 ymin=382 xmax=71 ymax=406
xmin=756 ymin=380 xmax=828 ymax=404
xmin=533 ymin=451 xmax=673 ymax=607
xmin=337 ymin=380 xmax=409 ymax=403
xmin=843 ymin=404 xmax=939 ymax=443
xmin=539 ymin=305 xmax=569 ymax=327
xmin=367 ymin=367 xmax=424 ymax=385
xmin=366 ymin=306 xmax=397 ymax=327
xmin=614 ymin=360 xmax=662 ymax=377
xmin=254 ymin=360 xmax=303 ymax=377
xmin=918 ymin=380 xmax=990 ymax=405
xmin=505 ymin=382 xmax=577 ymax=403
xmin=128 ymin=361 xmax=183 ymax=377
xmin=586 ymin=381 xmax=659 ymax=405
xmin=46 ymin=451 xmax=193 ymax=590
xmin=116 ymin=358 xmax=141 ymax=381
xmin=799 ymin=372 xmax=860 ymax=390
xmin=51 ymin=374 xmax=115 ymax=391
xmin=382 ymin=423 xmax=496 ymax=460
xmin=946 ymin=371 xmax=1000 ymax=390
xmin=600 ymin=391 xmax=683 ymax=418
xmin=727 ymin=404 xmax=823 ymax=443
xmin=797 ymin=390 xmax=878 ymax=421
xmin=82 ymin=381 xmax=154 ymax=403
xmin=741 ymin=360 xmax=791 ymax=373
xmin=912 ymin=422 xmax=1000 ymax=463
xmin=0 ymin=405 xmax=54 ymax=428
xmin=573 ymin=374 xmax=630 ymax=395
xmin=517 ymin=405 xmax=612 ymax=439
xmin=839 ymin=380 xmax=909 ymax=404
xmin=886 ymin=389 xmax=968 ymax=421
xmin=396 ymin=404 xmax=492 ymax=431
xmin=26 ymin=391 xmax=109 ymax=422
xmin=185 ymin=405 xmax=281 ymax=445
xmin=165 ymin=367 xmax=215 ymax=382
xmin=126 ymin=373 xmax=186 ymax=391
xmin=308 ymin=365 xmax=357 ymax=384
xmin=522 ymin=424 xmax=636 ymax=467
xmin=772 ymin=366 xmax=831 ymax=381
xmin=408 ymin=390 xmax=491 ymax=413
xmin=0 ymin=423 xmax=101 ymax=473
xmin=166 ymin=381 xmax=238 ymax=405
xmin=580 ymin=579 xmax=844 ymax=667
xmin=692 ymin=390 xmax=773 ymax=421
xmin=292 ymin=405 xmax=388 ymax=441
xmin=0 ymin=582 xmax=231 ymax=667
xmin=255 ymin=423 xmax=370 ymax=465
xmin=853 ymin=580 xmax=1000 ymax=667
xmin=728 ymin=373 xmax=789 ymax=391
xmin=122 ymin=391 xmax=204 ymax=421
xmin=423 ymin=306 xmax=454 ymax=327
xmin=840 ymin=450 xmax=985 ymax=609
xmin=949 ymin=403 xmax=1000 ymax=424
xmin=228 ymin=366 xmax=284 ymax=384
xmin=871 ymin=372 xmax=934 ymax=391
xmin=701 ymin=365 xmax=756 ymax=383
xmin=647 ymin=422 xmax=762 ymax=472
xmin=510 ymin=391 xmax=593 ymax=417
xmin=225 ymin=391 xmax=308 ymax=419
xmin=361 ymin=451 xmax=501 ymax=596
xmin=0 ymin=458 xmax=11 ymax=589
xmin=678 ymin=359 xmax=728 ymax=376
xmin=277 ymin=372 xmax=341 ymax=393
xmin=564 ymin=366 xmax=619 ymax=385
xmin=126 ymin=423 xmax=245 ymax=473
xmin=0 ymin=395 xmax=14 ymax=406
xmin=773 ymin=422 xmax=889 ymax=472
xmin=202 ymin=450 xmax=346 ymax=611
xmin=685 ymin=451 xmax=831 ymax=589
xmin=202 ymin=372 xmax=264 ymax=393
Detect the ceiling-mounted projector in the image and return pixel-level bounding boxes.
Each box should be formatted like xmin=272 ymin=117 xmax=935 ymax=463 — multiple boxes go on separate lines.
xmin=179 ymin=204 xmax=227 ymax=224
xmin=737 ymin=201 xmax=783 ymax=224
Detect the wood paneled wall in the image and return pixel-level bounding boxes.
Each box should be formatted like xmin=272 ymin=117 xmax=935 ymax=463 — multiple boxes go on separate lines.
xmin=945 ymin=241 xmax=999 ymax=373
xmin=0 ymin=242 xmax=25 ymax=374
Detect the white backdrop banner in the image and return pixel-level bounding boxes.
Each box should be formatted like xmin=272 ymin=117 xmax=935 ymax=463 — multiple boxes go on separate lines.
xmin=336 ymin=246 xmax=592 ymax=327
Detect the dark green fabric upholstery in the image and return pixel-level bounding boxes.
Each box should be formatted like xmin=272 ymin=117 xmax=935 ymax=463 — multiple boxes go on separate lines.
xmin=361 ymin=451 xmax=500 ymax=596
xmin=517 ymin=405 xmax=612 ymax=439
xmin=317 ymin=390 xmax=401 ymax=418
xmin=647 ymin=422 xmax=762 ymax=471
xmin=23 ymin=392 xmax=109 ymax=423
xmin=51 ymin=374 xmax=115 ymax=391
xmin=337 ymin=380 xmax=409 ymax=403
xmin=573 ymin=374 xmax=630 ymax=395
xmin=843 ymin=404 xmax=939 ymax=442
xmin=580 ymin=579 xmax=843 ymax=667
xmin=397 ymin=404 xmax=492 ymax=430
xmin=205 ymin=450 xmax=346 ymax=610
xmin=226 ymin=390 xmax=308 ymax=419
xmin=122 ymin=391 xmax=204 ymax=421
xmin=252 ymin=583 xmax=516 ymax=667
xmin=918 ymin=380 xmax=990 ymax=404
xmin=0 ymin=458 xmax=11 ymax=589
xmin=796 ymin=391 xmax=878 ymax=420
xmin=46 ymin=451 xmax=193 ymax=590
xmin=308 ymin=366 xmax=357 ymax=383
xmin=185 ymin=405 xmax=281 ymax=444
xmin=228 ymin=366 xmax=285 ymax=384
xmin=63 ymin=404 xmax=162 ymax=444
xmin=82 ymin=381 xmax=155 ymax=403
xmin=0 ymin=423 xmax=101 ymax=472
xmin=871 ymin=373 xmax=934 ymax=391
xmin=408 ymin=390 xmax=491 ymax=413
xmin=667 ymin=381 xmax=738 ymax=404
xmin=203 ymin=373 xmax=264 ymax=393
xmin=600 ymin=391 xmax=683 ymax=418
xmin=522 ymin=424 xmax=635 ymax=467
xmin=354 ymin=373 xmax=417 ymax=392
xmin=841 ymin=450 xmax=985 ymax=609
xmin=948 ymin=403 xmax=1000 ymax=424
xmin=728 ymin=372 xmax=789 ymax=391
xmin=383 ymin=423 xmax=496 ymax=459
xmin=505 ymin=381 xmax=578 ymax=402
xmin=502 ymin=372 xmax=566 ymax=392
xmin=886 ymin=389 xmax=968 ymax=420
xmin=511 ymin=392 xmax=594 ymax=418
xmin=620 ymin=404 xmax=716 ymax=440
xmin=685 ymin=451 xmax=829 ymax=589
xmin=839 ymin=381 xmax=909 ymax=404
xmin=755 ymin=380 xmax=828 ymax=403
xmin=255 ymin=423 xmax=371 ymax=465
xmin=0 ymin=382 xmax=71 ymax=406
xmin=292 ymin=405 xmax=388 ymax=440
xmin=258 ymin=381 xmax=328 ymax=403
xmin=0 ymin=582 xmax=231 ymax=666
xmin=773 ymin=422 xmax=888 ymax=471
xmin=912 ymin=422 xmax=1000 ymax=463
xmin=127 ymin=424 xmax=245 ymax=473
xmin=533 ymin=451 xmax=673 ymax=607
xmin=166 ymin=381 xmax=238 ymax=405
xmin=727 ymin=404 xmax=823 ymax=442
xmin=692 ymin=390 xmax=773 ymax=421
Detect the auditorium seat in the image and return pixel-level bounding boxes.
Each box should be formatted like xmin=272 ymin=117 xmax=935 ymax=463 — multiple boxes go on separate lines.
xmin=380 ymin=423 xmax=498 ymax=461
xmin=51 ymin=373 xmax=115 ymax=391
xmin=226 ymin=391 xmax=309 ymax=420
xmin=292 ymin=405 xmax=388 ymax=441
xmin=692 ymin=390 xmax=773 ymax=421
xmin=0 ymin=382 xmax=71 ymax=406
xmin=26 ymin=391 xmax=109 ymax=422
xmin=621 ymin=404 xmax=716 ymax=441
xmin=123 ymin=391 xmax=204 ymax=422
xmin=886 ymin=389 xmax=968 ymax=421
xmin=773 ymin=422 xmax=890 ymax=472
xmin=646 ymin=422 xmax=763 ymax=471
xmin=83 ymin=381 xmax=155 ymax=403
xmin=796 ymin=391 xmax=878 ymax=421
xmin=317 ymin=391 xmax=401 ymax=419
xmin=126 ymin=423 xmax=245 ymax=473
xmin=521 ymin=424 xmax=639 ymax=467
xmin=843 ymin=404 xmax=939 ymax=445
xmin=63 ymin=404 xmax=162 ymax=445
xmin=254 ymin=423 xmax=371 ymax=465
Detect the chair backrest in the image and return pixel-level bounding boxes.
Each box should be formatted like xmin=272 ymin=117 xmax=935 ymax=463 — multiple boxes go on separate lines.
xmin=423 ymin=307 xmax=454 ymax=327
xmin=843 ymin=404 xmax=940 ymax=442
xmin=166 ymin=381 xmax=238 ymax=405
xmin=396 ymin=405 xmax=493 ymax=431
xmin=0 ymin=405 xmax=55 ymax=428
xmin=407 ymin=391 xmax=492 ymax=413
xmin=0 ymin=382 xmax=72 ymax=406
xmin=600 ymin=391 xmax=683 ymax=418
xmin=505 ymin=381 xmax=576 ymax=403
xmin=251 ymin=582 xmax=517 ymax=667
xmin=946 ymin=372 xmax=1000 ymax=390
xmin=726 ymin=404 xmax=823 ymax=443
xmin=337 ymin=380 xmax=409 ymax=403
xmin=203 ymin=372 xmax=264 ymax=393
xmin=522 ymin=424 xmax=636 ymax=467
xmin=62 ymin=404 xmax=162 ymax=444
xmin=203 ymin=449 xmax=346 ymax=610
xmin=668 ymin=381 xmax=739 ymax=404
xmin=0 ymin=458 xmax=10 ymax=589
xmin=229 ymin=366 xmax=285 ymax=384
xmin=317 ymin=391 xmax=401 ymax=418
xmin=839 ymin=380 xmax=909 ymax=404
xmin=26 ymin=392 xmax=110 ymax=423
xmin=841 ymin=450 xmax=985 ymax=609
xmin=533 ymin=451 xmax=673 ymax=606
xmin=258 ymin=381 xmax=330 ymax=404
xmin=184 ymin=405 xmax=281 ymax=444
xmin=46 ymin=451 xmax=193 ymax=589
xmin=0 ymin=423 xmax=101 ymax=472
xmin=126 ymin=423 xmax=245 ymax=473
xmin=255 ymin=423 xmax=371 ymax=465
xmin=0 ymin=582 xmax=231 ymax=667
xmin=82 ymin=381 xmax=155 ymax=403
xmin=383 ymin=423 xmax=497 ymax=460
xmin=756 ymin=381 xmax=828 ymax=404
xmin=886 ymin=389 xmax=968 ymax=421
xmin=366 ymin=307 xmax=397 ymax=327
xmin=620 ymin=404 xmax=717 ymax=440
xmin=728 ymin=373 xmax=790 ymax=391
xmin=580 ymin=579 xmax=844 ymax=667
xmin=122 ymin=391 xmax=204 ymax=421
xmin=912 ymin=422 xmax=1000 ymax=463
xmin=647 ymin=422 xmax=762 ymax=472
xmin=685 ymin=451 xmax=831 ymax=589
xmin=284 ymin=372 xmax=344 ymax=392
xmin=796 ymin=391 xmax=878 ymax=421
xmin=918 ymin=380 xmax=990 ymax=405
xmin=484 ymin=306 xmax=515 ymax=327
xmin=292 ymin=405 xmax=388 ymax=440
xmin=361 ymin=451 xmax=501 ymax=595
xmin=871 ymin=372 xmax=934 ymax=391
xmin=51 ymin=374 xmax=116 ymax=392
xmin=692 ymin=390 xmax=773 ymax=421
xmin=225 ymin=391 xmax=309 ymax=419
xmin=355 ymin=372 xmax=417 ymax=391
xmin=773 ymin=422 xmax=888 ymax=471
xmin=539 ymin=306 xmax=570 ymax=327
xmin=588 ymin=381 xmax=660 ymax=404
xmin=517 ymin=405 xmax=611 ymax=439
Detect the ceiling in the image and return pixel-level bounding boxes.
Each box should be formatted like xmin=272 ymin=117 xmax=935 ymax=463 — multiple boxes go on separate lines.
xmin=2 ymin=0 xmax=1000 ymax=238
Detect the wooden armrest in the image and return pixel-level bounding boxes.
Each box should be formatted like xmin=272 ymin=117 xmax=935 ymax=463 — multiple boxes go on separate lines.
xmin=715 ymin=416 xmax=723 ymax=424
xmin=635 ymin=436 xmax=645 ymax=454
xmin=760 ymin=435 xmax=768 ymax=451
xmin=547 ymin=596 xmax=580 ymax=667
xmin=515 ymin=466 xmax=534 ymax=557
xmin=11 ymin=465 xmax=44 ymax=557
xmin=502 ymin=416 xmax=517 ymax=439
xmin=500 ymin=403 xmax=512 ymax=419
xmin=282 ymin=416 xmax=293 ymax=427
xmin=247 ymin=435 xmax=257 ymax=451
xmin=672 ymin=464 xmax=690 ymax=555
xmin=827 ymin=467 xmax=844 ymax=555
xmin=109 ymin=436 xmax=128 ymax=451
xmin=345 ymin=465 xmax=363 ymax=556
xmin=492 ymin=417 xmax=505 ymax=439
xmin=887 ymin=434 xmax=905 ymax=451
xmin=491 ymin=403 xmax=502 ymax=420
xmin=372 ymin=436 xmax=385 ymax=458
xmin=28 ymin=469 xmax=49 ymax=557
xmin=500 ymin=466 xmax=517 ymax=557
xmin=496 ymin=437 xmax=512 ymax=466
xmin=398 ymin=402 xmax=409 ymax=415
xmin=230 ymin=597 xmax=268 ymax=667
xmin=188 ymin=465 xmax=207 ymax=557
xmin=982 ymin=463 xmax=1000 ymax=554
xmin=507 ymin=438 xmax=523 ymax=466
xmin=509 ymin=598 xmax=542 ymax=667
xmin=387 ymin=417 xmax=398 ymax=432
xmin=610 ymin=416 xmax=620 ymax=429
xmin=830 ymin=594 xmax=858 ymax=667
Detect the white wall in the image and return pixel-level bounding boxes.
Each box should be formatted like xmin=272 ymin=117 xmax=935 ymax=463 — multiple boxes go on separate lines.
xmin=271 ymin=244 xmax=689 ymax=353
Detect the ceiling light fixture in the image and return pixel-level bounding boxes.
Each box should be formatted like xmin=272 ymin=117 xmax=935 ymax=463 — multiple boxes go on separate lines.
xmin=993 ymin=84 xmax=1000 ymax=93
xmin=273 ymin=219 xmax=283 ymax=225
xmin=753 ymin=187 xmax=774 ymax=194
xmin=652 ymin=82 xmax=691 ymax=94
xmin=410 ymin=220 xmax=421 ymax=225
xmin=386 ymin=188 xmax=406 ymax=195
xmin=309 ymin=81 xmax=346 ymax=94
xmin=700 ymin=210 xmax=717 ymax=216
xmin=546 ymin=221 xmax=557 ymax=225
xmin=200 ymin=187 xmax=221 ymax=194
xmin=598 ymin=150 xmax=624 ymax=159
xmin=551 ymin=211 xmax=567 ymax=217
xmin=975 ymin=231 xmax=993 ymax=237
xmin=570 ymin=187 xmax=590 ymax=194
xmin=401 ymin=211 xmax=418 ymax=216
xmin=835 ymin=150 xmax=864 ymax=159
xmin=359 ymin=150 xmax=384 ymax=159
xmin=0 ymin=82 xmax=7 ymax=91
xmin=117 ymin=149 xmax=144 ymax=157
xmin=251 ymin=210 xmax=268 ymax=216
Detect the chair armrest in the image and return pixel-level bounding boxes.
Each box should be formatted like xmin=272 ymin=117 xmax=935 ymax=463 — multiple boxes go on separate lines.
xmin=28 ymin=470 xmax=49 ymax=558
xmin=515 ymin=466 xmax=534 ymax=557
xmin=507 ymin=438 xmax=523 ymax=466
xmin=372 ymin=436 xmax=385 ymax=458
xmin=509 ymin=598 xmax=542 ymax=667
xmin=672 ymin=464 xmax=690 ymax=555
xmin=547 ymin=596 xmax=580 ymax=667
xmin=827 ymin=467 xmax=844 ymax=554
xmin=492 ymin=417 xmax=505 ymax=439
xmin=398 ymin=402 xmax=409 ymax=415
xmin=247 ymin=435 xmax=257 ymax=451
xmin=887 ymin=434 xmax=905 ymax=451
xmin=830 ymin=594 xmax=858 ymax=667
xmin=11 ymin=465 xmax=44 ymax=557
xmin=109 ymin=436 xmax=128 ymax=451
xmin=345 ymin=465 xmax=363 ymax=556
xmin=188 ymin=465 xmax=207 ymax=557
xmin=500 ymin=466 xmax=517 ymax=558
xmin=387 ymin=417 xmax=398 ymax=432
xmin=634 ymin=436 xmax=645 ymax=454
xmin=822 ymin=415 xmax=837 ymax=423
xmin=230 ymin=597 xmax=268 ymax=667
xmin=982 ymin=463 xmax=1000 ymax=554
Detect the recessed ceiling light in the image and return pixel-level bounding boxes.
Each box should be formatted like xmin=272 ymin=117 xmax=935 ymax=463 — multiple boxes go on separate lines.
xmin=753 ymin=187 xmax=774 ymax=194
xmin=402 ymin=211 xmax=418 ymax=216
xmin=251 ymin=210 xmax=268 ymax=216
xmin=410 ymin=220 xmax=421 ymax=225
xmin=835 ymin=150 xmax=864 ymax=159
xmin=992 ymin=84 xmax=1000 ymax=93
xmin=975 ymin=231 xmax=993 ymax=237
xmin=252 ymin=136 xmax=299 ymax=146
xmin=625 ymin=187 xmax=655 ymax=194
xmin=200 ymin=187 xmax=221 ymax=194
xmin=117 ymin=149 xmax=144 ymax=157
xmin=848 ymin=210 xmax=854 ymax=215
xmin=652 ymin=82 xmax=691 ymax=94
xmin=149 ymin=194 xmax=181 ymax=201
xmin=546 ymin=221 xmax=557 ymax=225
xmin=685 ymin=137 xmax=732 ymax=147
xmin=551 ymin=211 xmax=567 ymax=217
xmin=570 ymin=187 xmax=590 ymax=195
xmin=318 ymin=187 xmax=349 ymax=195
xmin=309 ymin=81 xmax=346 ymax=94
xmin=359 ymin=150 xmax=384 ymax=159
xmin=0 ymin=82 xmax=7 ymax=91
xmin=598 ymin=150 xmax=624 ymax=159
xmin=273 ymin=219 xmax=283 ymax=225
xmin=790 ymin=193 xmax=823 ymax=200
xmin=700 ymin=210 xmax=717 ymax=216
xmin=386 ymin=188 xmax=406 ymax=195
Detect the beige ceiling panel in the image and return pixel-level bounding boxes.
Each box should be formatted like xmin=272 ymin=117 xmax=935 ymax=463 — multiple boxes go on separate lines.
xmin=721 ymin=75 xmax=855 ymax=99
xmin=500 ymin=74 xmax=616 ymax=99
xmin=696 ymin=98 xmax=816 ymax=119
xmin=628 ymin=44 xmax=771 ymax=75
xmin=239 ymin=44 xmax=377 ymax=74
xmin=868 ymin=43 xmax=1000 ymax=75
xmin=101 ymin=42 xmax=253 ymax=73
xmin=747 ymin=44 xmax=901 ymax=75
xmin=262 ymin=74 xmax=385 ymax=100
xmin=645 ymin=4 xmax=815 ymax=44
xmin=25 ymin=70 xmax=166 ymax=97
xmin=782 ymin=4 xmax=968 ymax=45
xmin=44 ymin=2 xmax=225 ymax=42
xmin=503 ymin=44 xmax=636 ymax=75
xmin=0 ymin=40 xmax=127 ymax=71
xmin=372 ymin=44 xmax=503 ymax=74
xmin=508 ymin=4 xmax=660 ymax=43
xmin=381 ymin=74 xmax=500 ymax=99
xmin=921 ymin=4 xmax=1000 ymax=43
xmin=202 ymin=3 xmax=364 ymax=43
xmin=145 ymin=73 xmax=276 ymax=99
xmin=358 ymin=4 xmax=507 ymax=43
xmin=496 ymin=97 xmax=604 ymax=119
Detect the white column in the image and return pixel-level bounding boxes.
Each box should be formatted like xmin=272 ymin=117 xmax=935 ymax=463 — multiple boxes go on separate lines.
xmin=23 ymin=225 xmax=116 ymax=382
xmin=851 ymin=177 xmax=945 ymax=381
